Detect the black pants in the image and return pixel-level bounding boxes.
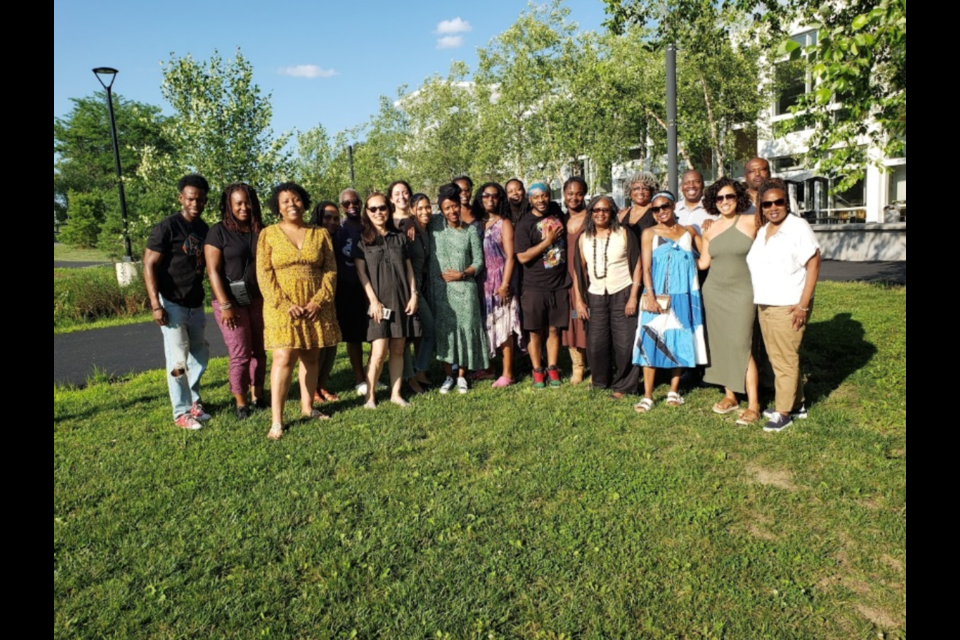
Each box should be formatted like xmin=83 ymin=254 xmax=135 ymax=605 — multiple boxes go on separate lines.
xmin=587 ymin=288 xmax=640 ymax=395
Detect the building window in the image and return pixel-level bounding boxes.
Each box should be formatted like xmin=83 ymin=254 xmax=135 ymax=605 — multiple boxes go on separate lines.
xmin=886 ymin=162 xmax=906 ymax=222
xmin=775 ymin=30 xmax=817 ymax=117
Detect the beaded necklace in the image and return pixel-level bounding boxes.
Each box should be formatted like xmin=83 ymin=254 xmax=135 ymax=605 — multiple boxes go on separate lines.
xmin=592 ymin=232 xmax=611 ymax=280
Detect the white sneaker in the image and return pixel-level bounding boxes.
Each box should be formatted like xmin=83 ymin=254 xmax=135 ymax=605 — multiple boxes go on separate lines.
xmin=439 ymin=376 xmax=456 ymax=394
xmin=356 ymin=382 xmax=369 ymax=397
xmin=457 ymin=377 xmax=469 ymax=394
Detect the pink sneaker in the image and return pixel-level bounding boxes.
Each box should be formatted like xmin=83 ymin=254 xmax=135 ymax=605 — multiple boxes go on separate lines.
xmin=492 ymin=376 xmax=514 ymax=388
xmin=190 ymin=402 xmax=212 ymax=422
xmin=175 ymin=414 xmax=203 ymax=430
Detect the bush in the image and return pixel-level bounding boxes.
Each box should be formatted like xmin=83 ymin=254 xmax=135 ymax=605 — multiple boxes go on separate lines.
xmin=54 ymin=266 xmax=149 ymax=328
xmin=60 ymin=191 xmax=106 ymax=248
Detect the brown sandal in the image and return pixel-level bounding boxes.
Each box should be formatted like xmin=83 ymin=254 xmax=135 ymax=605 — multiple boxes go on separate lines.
xmin=713 ymin=397 xmax=740 ymax=415
xmin=736 ymin=409 xmax=761 ymax=426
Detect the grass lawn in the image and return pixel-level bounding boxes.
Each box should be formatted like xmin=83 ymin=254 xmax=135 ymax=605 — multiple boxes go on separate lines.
xmin=54 ymin=244 xmax=111 ymax=263
xmin=54 ymin=282 xmax=906 ymax=639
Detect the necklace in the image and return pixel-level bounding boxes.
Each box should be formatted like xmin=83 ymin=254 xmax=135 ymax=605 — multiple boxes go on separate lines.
xmin=592 ymin=233 xmax=610 ymax=280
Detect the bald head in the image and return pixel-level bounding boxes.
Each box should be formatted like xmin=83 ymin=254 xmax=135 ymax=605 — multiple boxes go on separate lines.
xmin=339 ymin=188 xmax=362 ymax=220
xmin=745 ymin=158 xmax=771 ymax=192
xmin=680 ymin=170 xmax=704 ymax=205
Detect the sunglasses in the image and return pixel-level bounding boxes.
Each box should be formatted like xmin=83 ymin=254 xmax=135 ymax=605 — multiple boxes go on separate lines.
xmin=715 ymin=194 xmax=738 ymax=203
xmin=592 ymin=207 xmax=612 ymax=214
xmin=340 ymin=199 xmax=360 ymax=207
xmin=481 ymin=192 xmax=499 ymax=199
xmin=367 ymin=205 xmax=389 ymax=213
xmin=761 ymin=198 xmax=787 ymax=209
xmin=649 ymin=204 xmax=674 ymax=214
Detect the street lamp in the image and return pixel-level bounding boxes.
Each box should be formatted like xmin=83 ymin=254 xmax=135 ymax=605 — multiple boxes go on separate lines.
xmin=93 ymin=67 xmax=133 ymax=262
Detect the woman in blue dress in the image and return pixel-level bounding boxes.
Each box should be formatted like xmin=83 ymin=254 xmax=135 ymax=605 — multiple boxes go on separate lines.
xmin=633 ymin=191 xmax=707 ymax=413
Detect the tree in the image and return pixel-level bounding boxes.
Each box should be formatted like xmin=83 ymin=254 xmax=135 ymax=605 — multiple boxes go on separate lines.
xmin=60 ymin=191 xmax=106 ymax=248
xmin=145 ymin=49 xmax=292 ymax=201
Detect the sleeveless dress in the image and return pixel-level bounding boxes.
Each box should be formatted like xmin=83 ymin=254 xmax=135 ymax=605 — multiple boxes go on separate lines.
xmin=480 ymin=218 xmax=523 ymax=356
xmin=702 ymin=220 xmax=755 ymax=393
xmin=633 ymin=232 xmax=707 ymax=369
xmin=562 ymin=215 xmax=588 ymax=350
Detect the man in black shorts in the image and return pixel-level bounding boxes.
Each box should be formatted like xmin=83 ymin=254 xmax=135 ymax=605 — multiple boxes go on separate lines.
xmin=514 ymin=182 xmax=571 ymax=388
xmin=334 ymin=188 xmax=371 ymax=395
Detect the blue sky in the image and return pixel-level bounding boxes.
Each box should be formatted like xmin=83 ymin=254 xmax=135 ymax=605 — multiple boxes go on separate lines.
xmin=55 ymin=0 xmax=607 ymax=139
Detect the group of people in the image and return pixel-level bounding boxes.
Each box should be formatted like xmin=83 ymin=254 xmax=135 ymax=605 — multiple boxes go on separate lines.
xmin=144 ymin=156 xmax=820 ymax=439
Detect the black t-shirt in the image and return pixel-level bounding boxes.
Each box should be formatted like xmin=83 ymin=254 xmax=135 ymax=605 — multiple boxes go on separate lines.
xmin=146 ymin=213 xmax=209 ymax=308
xmin=204 ymin=223 xmax=261 ymax=302
xmin=335 ymin=220 xmax=364 ymax=287
xmin=514 ymin=211 xmax=571 ymax=292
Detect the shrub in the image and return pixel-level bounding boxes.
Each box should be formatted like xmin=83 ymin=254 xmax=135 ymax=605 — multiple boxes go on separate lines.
xmin=54 ymin=266 xmax=149 ymax=328
xmin=60 ymin=191 xmax=106 ymax=248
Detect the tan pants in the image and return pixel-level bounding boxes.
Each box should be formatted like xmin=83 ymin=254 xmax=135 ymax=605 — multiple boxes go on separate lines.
xmin=758 ymin=304 xmax=809 ymax=414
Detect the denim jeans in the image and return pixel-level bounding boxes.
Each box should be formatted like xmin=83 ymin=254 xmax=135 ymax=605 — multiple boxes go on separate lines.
xmin=160 ymin=296 xmax=209 ymax=419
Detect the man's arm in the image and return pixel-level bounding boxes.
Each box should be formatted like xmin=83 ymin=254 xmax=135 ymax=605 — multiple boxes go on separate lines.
xmin=143 ymin=248 xmax=168 ymax=326
xmin=516 ymin=221 xmax=561 ymax=265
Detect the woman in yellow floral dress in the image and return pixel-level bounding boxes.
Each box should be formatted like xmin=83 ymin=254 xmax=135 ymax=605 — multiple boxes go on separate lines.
xmin=257 ymin=182 xmax=341 ymax=440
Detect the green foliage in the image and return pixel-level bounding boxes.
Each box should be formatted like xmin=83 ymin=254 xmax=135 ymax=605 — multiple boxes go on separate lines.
xmin=146 ymin=49 xmax=293 ymax=203
xmin=54 ymin=282 xmax=906 ymax=637
xmin=54 ymin=266 xmax=149 ymax=328
xmin=60 ymin=191 xmax=107 ymax=248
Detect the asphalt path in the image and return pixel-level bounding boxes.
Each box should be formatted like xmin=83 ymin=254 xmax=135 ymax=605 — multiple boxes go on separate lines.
xmin=53 ymin=260 xmax=904 ymax=387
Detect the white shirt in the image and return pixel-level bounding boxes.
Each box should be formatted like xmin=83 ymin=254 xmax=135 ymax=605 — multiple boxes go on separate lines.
xmin=582 ymin=229 xmax=633 ymax=295
xmin=675 ymin=199 xmax=716 ymax=232
xmin=747 ymin=214 xmax=820 ymax=306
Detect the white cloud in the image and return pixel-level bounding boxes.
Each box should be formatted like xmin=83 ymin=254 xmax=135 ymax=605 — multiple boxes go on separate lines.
xmin=278 ymin=65 xmax=337 ymax=79
xmin=436 ymin=35 xmax=465 ymax=49
xmin=435 ymin=17 xmax=472 ymax=35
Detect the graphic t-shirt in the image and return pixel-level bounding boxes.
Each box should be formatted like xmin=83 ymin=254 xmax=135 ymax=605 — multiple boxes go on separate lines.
xmin=146 ymin=212 xmax=209 ymax=308
xmin=335 ymin=219 xmax=364 ymax=288
xmin=514 ymin=212 xmax=571 ymax=292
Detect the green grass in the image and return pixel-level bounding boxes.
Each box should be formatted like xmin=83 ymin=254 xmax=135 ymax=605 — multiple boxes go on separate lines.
xmin=54 ymin=244 xmax=111 ymax=263
xmin=54 ymin=282 xmax=906 ymax=639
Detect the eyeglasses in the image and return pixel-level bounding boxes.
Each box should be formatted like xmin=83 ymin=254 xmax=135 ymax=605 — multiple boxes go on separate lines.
xmin=761 ymin=198 xmax=787 ymax=209
xmin=341 ymin=199 xmax=360 ymax=207
xmin=367 ymin=205 xmax=389 ymax=213
xmin=481 ymin=192 xmax=499 ymax=199
xmin=591 ymin=207 xmax=612 ymax=214
xmin=649 ymin=204 xmax=674 ymax=213
xmin=715 ymin=194 xmax=738 ymax=203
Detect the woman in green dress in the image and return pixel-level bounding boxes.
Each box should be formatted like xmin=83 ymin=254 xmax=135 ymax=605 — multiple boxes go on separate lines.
xmin=427 ymin=183 xmax=489 ymax=394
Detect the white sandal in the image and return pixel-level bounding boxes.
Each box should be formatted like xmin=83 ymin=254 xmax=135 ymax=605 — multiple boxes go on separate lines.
xmin=666 ymin=391 xmax=685 ymax=407
xmin=267 ymin=423 xmax=284 ymax=441
xmin=634 ymin=397 xmax=655 ymax=413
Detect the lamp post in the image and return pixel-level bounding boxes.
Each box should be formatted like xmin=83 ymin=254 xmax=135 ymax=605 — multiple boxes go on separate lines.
xmin=93 ymin=67 xmax=133 ymax=263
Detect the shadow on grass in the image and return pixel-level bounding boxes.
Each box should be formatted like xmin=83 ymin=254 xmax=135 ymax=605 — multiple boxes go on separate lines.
xmin=803 ymin=312 xmax=877 ymax=406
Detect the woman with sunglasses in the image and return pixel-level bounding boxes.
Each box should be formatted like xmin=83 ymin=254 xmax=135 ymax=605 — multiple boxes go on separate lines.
xmin=428 ymin=183 xmax=489 ymax=394
xmin=747 ymin=179 xmax=821 ymax=432
xmin=632 ymin=191 xmax=707 ymax=412
xmin=698 ymin=178 xmax=761 ymax=425
xmin=572 ymin=196 xmax=642 ymax=399
xmin=353 ymin=193 xmax=421 ymax=409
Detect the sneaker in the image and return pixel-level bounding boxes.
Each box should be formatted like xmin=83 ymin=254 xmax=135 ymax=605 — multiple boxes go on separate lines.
xmin=547 ymin=366 xmax=562 ymax=388
xmin=439 ymin=376 xmax=456 ymax=394
xmin=236 ymin=406 xmax=250 ymax=421
xmin=190 ymin=402 xmax=211 ymax=422
xmin=356 ymin=382 xmax=369 ymax=397
xmin=532 ymin=368 xmax=546 ymax=390
xmin=175 ymin=414 xmax=203 ymax=430
xmin=762 ymin=405 xmax=808 ymax=420
xmin=457 ymin=377 xmax=469 ymax=394
xmin=763 ymin=413 xmax=794 ymax=432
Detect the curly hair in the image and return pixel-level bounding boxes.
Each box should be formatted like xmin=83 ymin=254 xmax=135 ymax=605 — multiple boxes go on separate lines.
xmin=218 ymin=182 xmax=264 ymax=233
xmin=583 ymin=196 xmax=621 ymax=237
xmin=703 ymin=177 xmax=751 ymax=217
xmin=470 ymin=182 xmax=509 ymax=223
xmin=177 ymin=173 xmax=209 ymax=194
xmin=756 ymin=178 xmax=789 ymax=226
xmin=360 ymin=192 xmax=399 ymax=245
xmin=626 ymin=171 xmax=659 ymax=195
xmin=269 ymin=182 xmax=311 ymax=218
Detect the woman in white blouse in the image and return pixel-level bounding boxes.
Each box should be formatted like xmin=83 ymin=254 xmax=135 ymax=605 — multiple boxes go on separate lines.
xmin=746 ymin=179 xmax=821 ymax=432
xmin=573 ymin=196 xmax=643 ymax=399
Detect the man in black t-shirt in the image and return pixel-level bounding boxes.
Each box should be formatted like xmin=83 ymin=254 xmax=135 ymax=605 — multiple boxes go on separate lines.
xmin=143 ymin=174 xmax=212 ymax=430
xmin=334 ymin=188 xmax=371 ymax=395
xmin=515 ymin=182 xmax=571 ymax=389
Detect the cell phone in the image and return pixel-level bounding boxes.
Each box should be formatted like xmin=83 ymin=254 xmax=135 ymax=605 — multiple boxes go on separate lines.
xmin=381 ymin=307 xmax=393 ymax=320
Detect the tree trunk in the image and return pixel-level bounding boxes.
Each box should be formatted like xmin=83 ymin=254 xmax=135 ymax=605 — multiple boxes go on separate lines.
xmin=700 ymin=73 xmax=725 ymax=178
xmin=643 ymin=107 xmax=694 ymax=170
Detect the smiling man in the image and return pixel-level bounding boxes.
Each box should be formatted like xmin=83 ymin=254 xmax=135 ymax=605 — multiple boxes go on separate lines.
xmin=143 ymin=174 xmax=212 ymax=430
xmin=675 ymin=170 xmax=716 ymax=232
xmin=335 ymin=188 xmax=370 ymax=395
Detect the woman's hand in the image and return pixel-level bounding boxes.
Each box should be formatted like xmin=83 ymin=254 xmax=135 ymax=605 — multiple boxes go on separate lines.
xmin=302 ymin=301 xmax=320 ymax=322
xmin=575 ymin=298 xmax=590 ymax=322
xmin=644 ymin=293 xmax=663 ymax=314
xmin=368 ymin=300 xmax=384 ymax=322
xmin=497 ymin=284 xmax=511 ymax=304
xmin=287 ymin=304 xmax=306 ymax=319
xmin=625 ymin=295 xmax=639 ymax=318
xmin=442 ymin=269 xmax=464 ymax=283
xmin=789 ymin=305 xmax=809 ymax=331
xmin=220 ymin=305 xmax=238 ymax=330
xmin=405 ymin=294 xmax=419 ymax=316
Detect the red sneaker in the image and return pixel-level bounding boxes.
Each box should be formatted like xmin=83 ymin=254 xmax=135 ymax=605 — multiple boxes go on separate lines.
xmin=532 ymin=368 xmax=546 ymax=389
xmin=547 ymin=366 xmax=562 ymax=388
xmin=175 ymin=414 xmax=203 ymax=430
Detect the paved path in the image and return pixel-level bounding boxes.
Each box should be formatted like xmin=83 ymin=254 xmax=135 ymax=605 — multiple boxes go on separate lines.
xmin=54 ymin=261 xmax=905 ymax=387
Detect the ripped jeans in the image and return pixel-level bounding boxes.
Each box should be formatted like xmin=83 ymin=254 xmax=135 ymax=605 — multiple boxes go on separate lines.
xmin=160 ymin=296 xmax=209 ymax=419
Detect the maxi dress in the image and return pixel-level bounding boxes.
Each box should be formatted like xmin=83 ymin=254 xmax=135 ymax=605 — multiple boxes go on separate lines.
xmin=256 ymin=225 xmax=341 ymax=350
xmin=480 ymin=218 xmax=523 ymax=356
xmin=633 ymin=232 xmax=707 ymax=369
xmin=428 ymin=215 xmax=490 ymax=371
xmin=702 ymin=220 xmax=755 ymax=393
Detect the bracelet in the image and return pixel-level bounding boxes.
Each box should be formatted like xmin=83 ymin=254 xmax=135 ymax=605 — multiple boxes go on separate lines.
xmin=798 ymin=306 xmax=810 ymax=312
xmin=220 ymin=301 xmax=233 ymax=310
